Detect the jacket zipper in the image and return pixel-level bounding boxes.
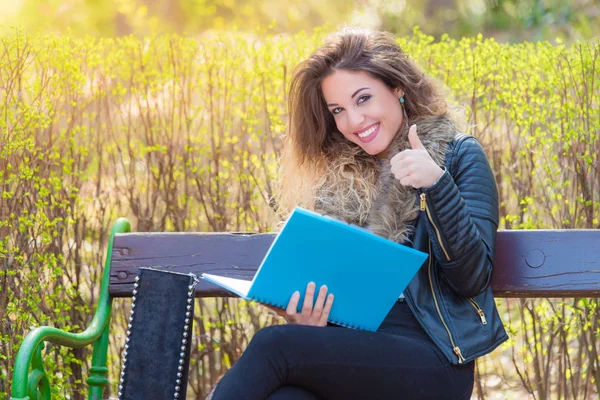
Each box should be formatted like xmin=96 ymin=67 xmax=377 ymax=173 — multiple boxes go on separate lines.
xmin=420 ymin=193 xmax=451 ymax=261
xmin=468 ymin=298 xmax=487 ymax=325
xmin=419 ymin=193 xmax=487 ymax=326
xmin=426 ymin=241 xmax=466 ymax=364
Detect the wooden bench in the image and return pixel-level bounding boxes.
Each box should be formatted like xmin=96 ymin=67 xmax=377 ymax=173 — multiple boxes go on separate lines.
xmin=10 ymin=218 xmax=600 ymax=400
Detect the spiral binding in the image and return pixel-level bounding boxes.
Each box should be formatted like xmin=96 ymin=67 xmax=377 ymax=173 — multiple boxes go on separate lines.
xmin=253 ymin=296 xmax=284 ymax=308
xmin=328 ymin=318 xmax=367 ymax=331
xmin=253 ymin=297 xmax=369 ymax=330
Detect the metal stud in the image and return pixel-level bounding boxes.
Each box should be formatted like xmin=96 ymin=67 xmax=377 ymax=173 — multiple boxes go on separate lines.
xmin=135 ymin=275 xmax=140 ymax=282
xmin=170 ymin=274 xmax=200 ymax=400
xmin=132 ymin=289 xmax=138 ymax=295
xmin=132 ymin=296 xmax=137 ymax=302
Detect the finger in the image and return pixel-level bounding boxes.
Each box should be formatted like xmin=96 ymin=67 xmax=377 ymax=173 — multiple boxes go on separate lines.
xmin=393 ymin=163 xmax=414 ymax=181
xmin=311 ymin=285 xmax=328 ymax=318
xmin=286 ymin=290 xmax=300 ymax=316
xmin=302 ymin=282 xmax=316 ymax=314
xmin=399 ymin=175 xmax=414 ymax=187
xmin=408 ymin=124 xmax=425 ymax=150
xmin=318 ymin=294 xmax=334 ymax=326
xmin=390 ymin=150 xmax=409 ymax=165
xmin=391 ymin=157 xmax=414 ymax=176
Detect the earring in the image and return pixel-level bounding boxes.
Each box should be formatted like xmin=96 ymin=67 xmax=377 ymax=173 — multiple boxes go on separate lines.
xmin=400 ymin=96 xmax=408 ymax=121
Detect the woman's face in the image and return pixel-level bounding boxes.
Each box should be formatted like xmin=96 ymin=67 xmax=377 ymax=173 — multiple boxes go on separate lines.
xmin=321 ymin=69 xmax=404 ymax=156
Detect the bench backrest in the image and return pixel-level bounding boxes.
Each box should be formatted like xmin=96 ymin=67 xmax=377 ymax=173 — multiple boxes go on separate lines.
xmin=109 ymin=230 xmax=600 ymax=298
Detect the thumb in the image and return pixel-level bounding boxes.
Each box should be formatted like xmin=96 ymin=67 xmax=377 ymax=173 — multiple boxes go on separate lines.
xmin=408 ymin=124 xmax=424 ymax=150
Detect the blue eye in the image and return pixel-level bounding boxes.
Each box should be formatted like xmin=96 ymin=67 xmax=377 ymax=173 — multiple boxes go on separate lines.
xmin=358 ymin=95 xmax=371 ymax=104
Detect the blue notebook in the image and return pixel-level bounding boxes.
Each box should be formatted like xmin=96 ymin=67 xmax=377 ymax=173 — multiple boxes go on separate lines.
xmin=201 ymin=207 xmax=428 ymax=331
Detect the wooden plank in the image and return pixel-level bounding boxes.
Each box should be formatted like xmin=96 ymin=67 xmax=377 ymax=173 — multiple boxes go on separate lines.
xmin=109 ymin=230 xmax=600 ymax=298
xmin=493 ymin=230 xmax=600 ymax=297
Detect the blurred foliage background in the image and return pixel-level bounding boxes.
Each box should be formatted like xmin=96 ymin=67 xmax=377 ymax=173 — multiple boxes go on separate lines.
xmin=1 ymin=0 xmax=600 ymax=42
xmin=1 ymin=1 xmax=599 ymax=400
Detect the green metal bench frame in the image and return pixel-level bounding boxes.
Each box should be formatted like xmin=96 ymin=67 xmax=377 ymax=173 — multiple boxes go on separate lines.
xmin=10 ymin=219 xmax=130 ymax=400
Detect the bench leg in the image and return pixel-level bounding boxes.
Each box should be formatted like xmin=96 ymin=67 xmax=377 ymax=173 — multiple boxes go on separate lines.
xmin=87 ymin=323 xmax=111 ymax=400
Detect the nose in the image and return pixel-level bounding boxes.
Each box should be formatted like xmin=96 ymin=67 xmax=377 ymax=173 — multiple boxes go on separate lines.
xmin=347 ymin=108 xmax=365 ymax=131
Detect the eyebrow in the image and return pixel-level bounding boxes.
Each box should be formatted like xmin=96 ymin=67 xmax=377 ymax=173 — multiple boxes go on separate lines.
xmin=326 ymin=87 xmax=370 ymax=107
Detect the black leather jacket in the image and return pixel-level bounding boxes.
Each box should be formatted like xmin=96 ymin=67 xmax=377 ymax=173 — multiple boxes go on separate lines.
xmin=404 ymin=134 xmax=508 ymax=365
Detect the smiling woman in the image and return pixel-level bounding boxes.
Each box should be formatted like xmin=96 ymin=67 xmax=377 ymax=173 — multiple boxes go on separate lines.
xmin=322 ymin=71 xmax=404 ymax=155
xmin=208 ymin=27 xmax=507 ymax=400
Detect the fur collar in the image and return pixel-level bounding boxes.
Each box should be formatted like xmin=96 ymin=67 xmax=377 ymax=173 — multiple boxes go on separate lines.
xmin=314 ymin=115 xmax=459 ymax=244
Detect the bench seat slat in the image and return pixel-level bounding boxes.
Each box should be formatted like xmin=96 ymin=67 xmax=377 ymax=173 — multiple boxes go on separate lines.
xmin=109 ymin=230 xmax=600 ymax=298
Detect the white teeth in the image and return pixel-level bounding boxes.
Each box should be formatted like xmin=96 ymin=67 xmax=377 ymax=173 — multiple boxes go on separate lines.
xmin=357 ymin=124 xmax=378 ymax=138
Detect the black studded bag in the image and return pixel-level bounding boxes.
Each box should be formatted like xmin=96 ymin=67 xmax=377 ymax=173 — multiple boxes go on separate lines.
xmin=118 ymin=267 xmax=199 ymax=399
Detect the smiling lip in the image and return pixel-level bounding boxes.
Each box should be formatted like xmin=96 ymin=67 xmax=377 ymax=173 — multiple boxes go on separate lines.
xmin=354 ymin=123 xmax=380 ymax=143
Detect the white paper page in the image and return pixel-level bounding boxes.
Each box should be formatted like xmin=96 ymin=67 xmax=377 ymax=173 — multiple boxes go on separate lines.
xmin=201 ymin=273 xmax=253 ymax=299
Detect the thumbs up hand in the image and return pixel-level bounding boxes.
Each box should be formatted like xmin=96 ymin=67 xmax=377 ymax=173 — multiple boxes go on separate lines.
xmin=390 ymin=124 xmax=445 ymax=189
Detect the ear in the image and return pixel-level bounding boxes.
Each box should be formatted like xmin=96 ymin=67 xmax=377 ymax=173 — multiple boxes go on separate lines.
xmin=393 ymin=87 xmax=404 ymax=99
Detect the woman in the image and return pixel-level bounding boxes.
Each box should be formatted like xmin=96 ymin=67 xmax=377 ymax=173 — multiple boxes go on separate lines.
xmin=209 ymin=27 xmax=508 ymax=400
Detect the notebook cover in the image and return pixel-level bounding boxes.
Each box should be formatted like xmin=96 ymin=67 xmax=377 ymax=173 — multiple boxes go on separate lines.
xmin=204 ymin=207 xmax=428 ymax=331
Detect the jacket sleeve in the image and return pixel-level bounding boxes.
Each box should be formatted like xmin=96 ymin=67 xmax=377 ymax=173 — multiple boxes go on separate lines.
xmin=420 ymin=136 xmax=499 ymax=298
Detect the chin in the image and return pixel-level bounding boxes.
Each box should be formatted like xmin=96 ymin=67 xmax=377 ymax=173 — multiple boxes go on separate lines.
xmin=362 ymin=146 xmax=383 ymax=156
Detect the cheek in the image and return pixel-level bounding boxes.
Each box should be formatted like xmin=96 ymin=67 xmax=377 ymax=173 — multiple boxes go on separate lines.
xmin=334 ymin=116 xmax=349 ymax=135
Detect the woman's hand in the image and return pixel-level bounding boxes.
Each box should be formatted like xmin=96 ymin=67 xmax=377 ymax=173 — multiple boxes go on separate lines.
xmin=390 ymin=124 xmax=444 ymax=189
xmin=267 ymin=282 xmax=334 ymax=327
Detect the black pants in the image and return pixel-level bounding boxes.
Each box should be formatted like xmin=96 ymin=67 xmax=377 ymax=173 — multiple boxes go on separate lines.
xmin=212 ymin=301 xmax=474 ymax=400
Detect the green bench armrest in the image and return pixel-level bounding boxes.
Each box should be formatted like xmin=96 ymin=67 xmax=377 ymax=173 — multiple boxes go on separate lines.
xmin=11 ymin=218 xmax=131 ymax=400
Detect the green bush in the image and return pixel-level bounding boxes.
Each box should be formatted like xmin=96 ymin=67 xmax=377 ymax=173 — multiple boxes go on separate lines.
xmin=1 ymin=29 xmax=598 ymax=399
